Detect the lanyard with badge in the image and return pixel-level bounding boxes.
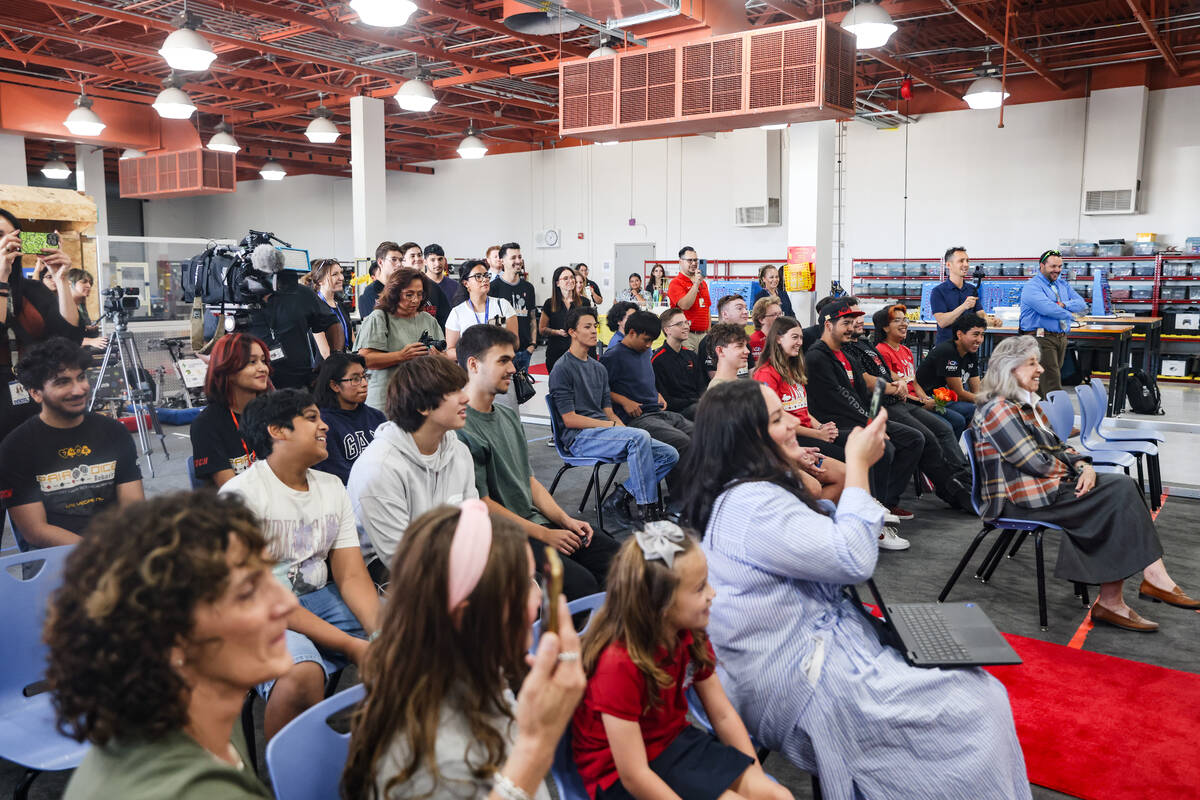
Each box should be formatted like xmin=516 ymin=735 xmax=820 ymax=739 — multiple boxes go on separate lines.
xmin=229 ymin=408 xmax=255 ymax=466
xmin=4 ymin=298 xmax=28 ymax=406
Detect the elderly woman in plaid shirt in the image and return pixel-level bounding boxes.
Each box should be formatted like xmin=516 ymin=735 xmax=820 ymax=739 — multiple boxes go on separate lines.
xmin=972 ymin=336 xmax=1198 ymax=632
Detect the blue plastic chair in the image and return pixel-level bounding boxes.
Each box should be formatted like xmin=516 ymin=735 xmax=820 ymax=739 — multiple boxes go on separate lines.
xmin=938 ymin=429 xmax=1089 ymax=630
xmin=1040 ymin=393 xmax=1133 ymax=475
xmin=1087 ymin=379 xmax=1165 ymax=443
xmin=532 ymin=592 xmax=605 ymax=644
xmin=549 ymin=727 xmax=590 ymax=800
xmin=1077 ymin=383 xmax=1160 ymax=508
xmin=545 ymin=395 xmax=626 ymax=534
xmin=265 ymin=683 xmax=364 ymax=800
xmin=0 ymin=546 xmax=90 ymax=798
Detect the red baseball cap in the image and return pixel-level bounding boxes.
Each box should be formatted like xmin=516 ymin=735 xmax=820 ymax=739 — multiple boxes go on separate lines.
xmin=818 ymin=300 xmax=865 ymax=325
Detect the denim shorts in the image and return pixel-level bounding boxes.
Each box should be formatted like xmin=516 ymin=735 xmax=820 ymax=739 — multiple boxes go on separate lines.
xmin=256 ymin=582 xmax=366 ymax=699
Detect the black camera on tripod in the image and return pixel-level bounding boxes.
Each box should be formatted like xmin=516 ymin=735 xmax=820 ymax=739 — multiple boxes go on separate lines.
xmin=181 ymin=229 xmax=293 ymax=311
xmin=102 ymin=286 xmax=140 ymax=323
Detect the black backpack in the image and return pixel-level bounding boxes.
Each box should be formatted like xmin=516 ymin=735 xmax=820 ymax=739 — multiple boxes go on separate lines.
xmin=1125 ymin=368 xmax=1163 ymax=415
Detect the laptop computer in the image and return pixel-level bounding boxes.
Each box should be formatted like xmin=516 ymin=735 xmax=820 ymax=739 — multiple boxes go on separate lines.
xmin=849 ymin=581 xmax=1022 ymax=669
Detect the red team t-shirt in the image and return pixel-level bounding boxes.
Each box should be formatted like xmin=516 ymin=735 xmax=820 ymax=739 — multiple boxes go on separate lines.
xmin=572 ymin=632 xmax=715 ymax=798
xmin=834 ymin=350 xmax=855 ymax=384
xmin=667 ymin=274 xmax=711 ymax=333
xmin=875 ymin=341 xmax=917 ymax=394
xmin=748 ymin=330 xmax=766 ymax=365
xmin=753 ymin=364 xmax=814 ymax=427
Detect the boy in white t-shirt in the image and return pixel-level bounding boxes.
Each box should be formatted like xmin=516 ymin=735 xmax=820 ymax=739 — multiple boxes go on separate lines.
xmin=220 ymin=388 xmax=380 ymax=740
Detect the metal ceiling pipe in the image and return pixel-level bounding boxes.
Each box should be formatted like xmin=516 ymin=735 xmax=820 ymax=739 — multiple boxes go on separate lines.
xmin=502 ymin=0 xmax=582 ymax=35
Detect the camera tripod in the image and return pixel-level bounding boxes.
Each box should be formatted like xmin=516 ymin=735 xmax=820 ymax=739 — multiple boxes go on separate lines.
xmin=88 ymin=314 xmax=169 ymax=477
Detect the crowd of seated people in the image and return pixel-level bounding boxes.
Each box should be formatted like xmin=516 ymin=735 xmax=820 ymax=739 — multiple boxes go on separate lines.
xmin=8 ymin=235 xmax=1198 ymax=800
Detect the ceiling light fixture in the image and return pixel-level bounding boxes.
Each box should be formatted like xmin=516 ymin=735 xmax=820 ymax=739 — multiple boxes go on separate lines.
xmin=350 ymin=0 xmax=417 ymax=27
xmin=207 ymin=121 xmax=241 ymax=153
xmin=260 ymin=160 xmax=286 ymax=181
xmin=596 ymin=140 xmax=618 ymax=146
xmin=42 ymin=151 xmax=72 ymax=180
xmin=759 ymin=123 xmax=788 ymax=130
xmin=158 ymin=11 xmax=217 ymax=71
xmin=63 ymin=90 xmax=106 ymax=137
xmin=119 ymin=149 xmax=146 ymax=160
xmin=840 ymin=1 xmax=897 ymax=50
xmin=305 ymin=97 xmax=340 ymax=143
xmin=153 ymin=73 xmax=196 ymax=119
xmin=964 ymin=57 xmax=1010 ymax=110
xmin=395 ymin=70 xmax=437 ymax=112
xmin=457 ymin=124 xmax=487 ymax=159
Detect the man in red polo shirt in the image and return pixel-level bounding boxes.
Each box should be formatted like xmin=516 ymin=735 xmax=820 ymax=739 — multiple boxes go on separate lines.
xmin=666 ymin=245 xmax=710 ymax=350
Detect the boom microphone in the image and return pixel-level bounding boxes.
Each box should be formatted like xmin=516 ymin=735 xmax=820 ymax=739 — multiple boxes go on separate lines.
xmin=250 ymin=243 xmax=286 ymax=274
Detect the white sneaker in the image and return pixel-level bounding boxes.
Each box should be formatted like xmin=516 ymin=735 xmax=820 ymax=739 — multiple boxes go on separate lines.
xmin=878 ymin=527 xmax=911 ymax=551
xmin=873 ymin=499 xmax=901 ymax=525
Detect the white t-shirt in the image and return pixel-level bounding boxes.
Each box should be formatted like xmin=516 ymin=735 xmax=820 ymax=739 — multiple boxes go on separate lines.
xmin=220 ymin=461 xmax=360 ymax=596
xmin=445 ymin=297 xmax=516 ymax=333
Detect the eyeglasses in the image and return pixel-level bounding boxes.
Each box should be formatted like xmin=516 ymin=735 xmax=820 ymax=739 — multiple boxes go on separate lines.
xmin=682 ymin=258 xmax=699 ymax=263
xmin=383 ymin=256 xmax=403 ymax=265
xmin=466 ymin=273 xmax=490 ymax=282
xmin=337 ymin=374 xmax=368 ymax=384
xmin=665 ymin=320 xmax=690 ymax=329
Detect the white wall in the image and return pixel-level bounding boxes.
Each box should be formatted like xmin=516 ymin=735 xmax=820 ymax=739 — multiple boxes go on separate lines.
xmin=143 ymin=85 xmax=1200 ymax=292
xmin=843 ymin=84 xmax=1200 ymax=265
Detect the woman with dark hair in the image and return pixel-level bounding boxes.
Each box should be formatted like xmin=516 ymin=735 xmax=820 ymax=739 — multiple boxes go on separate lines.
xmin=646 ymin=264 xmax=668 ymax=304
xmin=47 ymin=491 xmax=295 ymax=798
xmin=616 ymin=273 xmax=650 ymax=308
xmin=342 ymin=502 xmax=586 ymax=800
xmin=189 ymin=332 xmax=272 ymax=487
xmin=444 ymin=259 xmax=518 ymax=363
xmin=973 ymin=335 xmax=1197 ymax=631
xmin=312 ymin=352 xmax=385 ymax=484
xmin=750 ymin=264 xmax=794 ymax=318
xmin=753 ymin=316 xmax=843 ymax=455
xmin=0 ymin=208 xmax=84 ymax=442
xmin=680 ymin=381 xmax=1031 ymax=800
xmin=354 ymin=266 xmax=447 ymax=412
xmin=539 ymin=265 xmax=586 ymax=373
xmin=303 ymin=258 xmax=350 ymax=360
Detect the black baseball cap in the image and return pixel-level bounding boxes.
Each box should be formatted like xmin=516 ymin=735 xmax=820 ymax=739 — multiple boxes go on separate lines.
xmin=819 ymin=300 xmax=865 ymax=326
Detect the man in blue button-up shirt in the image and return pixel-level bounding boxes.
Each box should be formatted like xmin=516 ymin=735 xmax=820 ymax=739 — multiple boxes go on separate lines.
xmin=1019 ymin=249 xmax=1088 ymax=397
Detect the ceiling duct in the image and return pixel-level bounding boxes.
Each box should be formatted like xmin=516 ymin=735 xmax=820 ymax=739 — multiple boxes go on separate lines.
xmin=559 ymin=19 xmax=856 ymax=141
xmin=502 ymin=0 xmax=581 ymax=34
xmin=1080 ymin=86 xmax=1149 ymax=216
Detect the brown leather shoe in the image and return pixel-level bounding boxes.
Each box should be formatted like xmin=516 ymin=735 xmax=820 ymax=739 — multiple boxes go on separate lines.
xmin=1091 ymin=604 xmax=1159 ymax=632
xmin=1138 ymin=580 xmax=1200 ymax=610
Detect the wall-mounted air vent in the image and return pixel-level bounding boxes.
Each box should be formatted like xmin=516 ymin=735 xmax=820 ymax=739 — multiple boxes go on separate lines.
xmin=1084 ymin=189 xmax=1137 ymax=215
xmin=560 ymin=19 xmax=855 ymax=141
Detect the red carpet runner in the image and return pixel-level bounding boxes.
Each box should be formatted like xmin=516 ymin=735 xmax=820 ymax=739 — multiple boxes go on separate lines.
xmin=529 ymin=363 xmax=549 ymax=377
xmin=987 ymin=634 xmax=1200 ymax=799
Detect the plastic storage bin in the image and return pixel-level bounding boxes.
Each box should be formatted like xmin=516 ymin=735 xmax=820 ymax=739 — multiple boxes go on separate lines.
xmin=885 ymin=263 xmax=905 ymax=277
xmin=982 ymin=263 xmax=1002 ymax=276
xmin=1099 ymin=243 xmax=1129 ymax=257
xmin=1190 ymin=286 xmax=1200 ymax=299
xmin=1110 ymin=286 xmax=1132 ymax=300
xmin=1133 ymin=263 xmax=1156 ymax=277
xmin=1057 ymin=239 xmax=1078 ymax=256
xmin=1022 ymin=263 xmax=1038 ymax=276
xmin=1133 ymin=242 xmax=1158 ymax=256
xmin=1184 ymin=237 xmax=1200 ymax=254
xmin=1161 ymin=358 xmax=1189 ymax=378
xmin=904 ymin=262 xmax=925 ymax=277
xmin=1162 ymin=262 xmax=1191 ymax=277
xmin=1001 ymin=262 xmax=1024 ymax=276
xmin=886 ymin=283 xmax=906 ymax=297
xmin=1075 ymin=243 xmax=1099 ymax=257
xmin=1110 ymin=263 xmax=1135 ymax=277
xmin=856 ymin=262 xmax=874 ymax=276
xmin=1161 ymin=287 xmax=1188 ymax=300
xmin=1070 ymin=262 xmax=1090 ymax=277
xmin=1131 ymin=287 xmax=1153 ymax=300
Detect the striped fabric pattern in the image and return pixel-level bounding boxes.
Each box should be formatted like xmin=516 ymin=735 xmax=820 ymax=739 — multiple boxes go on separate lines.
xmin=972 ymin=397 xmax=1090 ymax=520
xmin=703 ymin=482 xmax=1030 ymax=800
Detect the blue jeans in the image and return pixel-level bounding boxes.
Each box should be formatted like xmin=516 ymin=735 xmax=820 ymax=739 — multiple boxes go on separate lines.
xmin=256 ymin=583 xmax=366 ymax=699
xmin=567 ymin=426 xmax=678 ymax=505
xmin=938 ymin=400 xmax=976 ymax=439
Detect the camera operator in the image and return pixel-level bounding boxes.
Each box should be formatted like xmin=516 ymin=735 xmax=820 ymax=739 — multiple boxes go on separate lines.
xmin=0 ymin=209 xmax=84 ymax=443
xmin=353 ymin=266 xmax=448 ymax=412
xmin=244 ymin=245 xmax=343 ymax=390
xmin=67 ymin=269 xmax=108 ymax=351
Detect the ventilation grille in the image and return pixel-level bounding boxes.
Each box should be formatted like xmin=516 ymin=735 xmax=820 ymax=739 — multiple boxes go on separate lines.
xmin=1083 ymin=188 xmax=1137 ymax=215
xmin=735 ymin=198 xmax=781 ymax=226
xmin=119 ymin=149 xmax=236 ymax=199
xmin=561 ymin=20 xmax=853 ymax=139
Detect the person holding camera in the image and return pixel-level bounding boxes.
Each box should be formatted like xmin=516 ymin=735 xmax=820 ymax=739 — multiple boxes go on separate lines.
xmin=354 ymin=266 xmax=448 ymax=412
xmin=244 ymin=245 xmax=343 ymax=391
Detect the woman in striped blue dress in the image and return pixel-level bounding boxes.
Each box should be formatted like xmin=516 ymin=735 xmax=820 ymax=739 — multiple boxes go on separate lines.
xmin=681 ymin=381 xmax=1030 ymax=800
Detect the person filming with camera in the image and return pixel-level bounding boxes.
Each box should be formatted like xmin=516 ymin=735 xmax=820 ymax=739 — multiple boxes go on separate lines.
xmin=354 ymin=266 xmax=449 ymax=412
xmin=244 ymin=244 xmax=343 ymax=390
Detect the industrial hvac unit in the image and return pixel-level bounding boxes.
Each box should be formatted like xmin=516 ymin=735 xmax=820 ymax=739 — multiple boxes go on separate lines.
xmin=119 ymin=149 xmax=236 ymax=199
xmin=560 ymin=19 xmax=856 ymax=141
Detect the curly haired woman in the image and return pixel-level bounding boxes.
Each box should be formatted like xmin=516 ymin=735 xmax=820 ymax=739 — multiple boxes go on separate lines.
xmin=46 ymin=491 xmax=297 ymax=799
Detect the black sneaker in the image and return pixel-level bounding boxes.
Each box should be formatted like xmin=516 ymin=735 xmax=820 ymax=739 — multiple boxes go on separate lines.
xmin=600 ymin=486 xmax=634 ymax=532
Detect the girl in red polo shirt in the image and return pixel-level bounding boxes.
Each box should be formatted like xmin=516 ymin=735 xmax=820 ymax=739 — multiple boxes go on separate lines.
xmin=572 ymin=526 xmax=789 ymax=800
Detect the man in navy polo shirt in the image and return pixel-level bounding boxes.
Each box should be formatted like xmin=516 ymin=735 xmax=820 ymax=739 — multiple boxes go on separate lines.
xmin=930 ymin=246 xmax=978 ymax=344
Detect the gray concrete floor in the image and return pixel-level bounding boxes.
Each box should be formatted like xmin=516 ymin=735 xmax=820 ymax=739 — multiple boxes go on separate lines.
xmin=6 ymin=367 xmax=1196 ymax=799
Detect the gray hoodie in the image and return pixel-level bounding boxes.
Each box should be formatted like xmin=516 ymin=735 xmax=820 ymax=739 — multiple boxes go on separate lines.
xmin=347 ymin=421 xmax=478 ymax=567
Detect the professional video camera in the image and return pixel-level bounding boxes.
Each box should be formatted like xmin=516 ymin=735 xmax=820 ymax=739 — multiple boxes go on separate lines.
xmin=182 ymin=229 xmax=293 ymax=311
xmin=101 ymin=286 xmax=140 ymax=326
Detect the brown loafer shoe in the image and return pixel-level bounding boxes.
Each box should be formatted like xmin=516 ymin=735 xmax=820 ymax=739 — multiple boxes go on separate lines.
xmin=1091 ymin=604 xmax=1159 ymax=632
xmin=1138 ymin=580 xmax=1200 ymax=610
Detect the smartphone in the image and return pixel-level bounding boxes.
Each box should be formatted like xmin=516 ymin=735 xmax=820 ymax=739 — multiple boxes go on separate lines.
xmin=46 ymin=232 xmax=60 ymax=248
xmin=18 ymin=231 xmax=49 ymax=254
xmin=541 ymin=547 xmax=563 ymax=637
xmin=868 ymin=379 xmax=886 ymax=419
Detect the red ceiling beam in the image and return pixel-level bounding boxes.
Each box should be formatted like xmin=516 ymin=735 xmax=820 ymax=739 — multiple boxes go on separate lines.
xmin=940 ymin=0 xmax=1066 ymax=90
xmin=1125 ymin=0 xmax=1181 ymax=76
xmin=864 ymin=48 xmax=963 ymax=101
xmin=408 ymin=0 xmax=593 ymax=59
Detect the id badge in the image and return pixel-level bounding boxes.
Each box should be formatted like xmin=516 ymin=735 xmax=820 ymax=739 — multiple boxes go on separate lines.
xmin=8 ymin=380 xmax=30 ymax=405
xmin=269 ymin=346 xmax=286 ymax=362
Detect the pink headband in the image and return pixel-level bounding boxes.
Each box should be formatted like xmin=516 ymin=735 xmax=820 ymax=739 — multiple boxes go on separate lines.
xmin=446 ymin=500 xmax=493 ymax=612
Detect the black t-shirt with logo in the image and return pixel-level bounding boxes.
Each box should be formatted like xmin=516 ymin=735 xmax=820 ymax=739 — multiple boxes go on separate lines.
xmin=246 ymin=277 xmax=338 ymax=389
xmin=0 ymin=413 xmax=140 ymax=537
xmin=189 ymin=402 xmax=256 ymax=483
xmin=489 ymin=277 xmax=538 ymax=349
xmin=916 ymin=340 xmax=980 ymax=393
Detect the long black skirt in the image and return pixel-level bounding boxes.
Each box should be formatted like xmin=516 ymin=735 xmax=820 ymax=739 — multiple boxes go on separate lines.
xmin=1001 ymin=472 xmax=1163 ymax=584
